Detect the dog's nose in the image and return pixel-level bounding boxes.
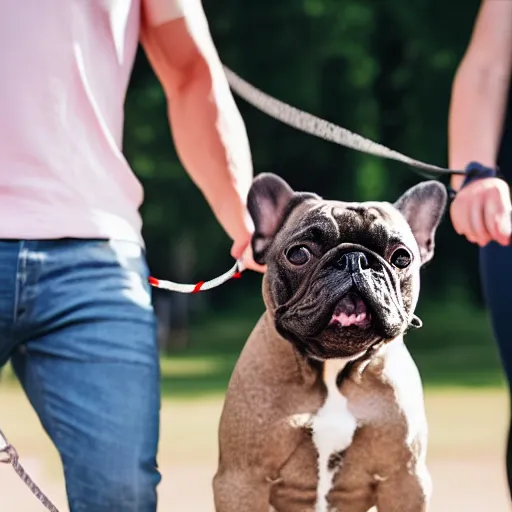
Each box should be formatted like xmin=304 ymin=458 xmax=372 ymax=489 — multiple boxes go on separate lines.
xmin=336 ymin=251 xmax=369 ymax=273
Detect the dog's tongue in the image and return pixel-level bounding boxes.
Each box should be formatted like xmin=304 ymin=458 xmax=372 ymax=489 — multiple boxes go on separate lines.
xmin=330 ymin=293 xmax=369 ymax=327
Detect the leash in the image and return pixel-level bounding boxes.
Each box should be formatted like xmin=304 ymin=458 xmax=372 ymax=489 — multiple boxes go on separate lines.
xmin=148 ymin=259 xmax=244 ymax=292
xmin=0 ymin=428 xmax=60 ymax=512
xmin=223 ymin=66 xmax=466 ymax=180
xmin=147 ymin=67 xmax=469 ymax=294
xmin=147 ymin=67 xmax=498 ymax=294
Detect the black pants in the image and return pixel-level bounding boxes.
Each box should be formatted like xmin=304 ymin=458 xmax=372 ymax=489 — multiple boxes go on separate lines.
xmin=480 ymin=242 xmax=512 ymax=497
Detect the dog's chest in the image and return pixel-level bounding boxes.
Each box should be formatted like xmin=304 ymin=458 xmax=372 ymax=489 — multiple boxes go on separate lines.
xmin=311 ymin=359 xmax=357 ymax=512
xmin=268 ymin=352 xmax=420 ymax=512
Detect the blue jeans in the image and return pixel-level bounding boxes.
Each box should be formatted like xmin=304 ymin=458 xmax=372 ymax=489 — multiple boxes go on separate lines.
xmin=0 ymin=239 xmax=160 ymax=511
xmin=480 ymin=242 xmax=512 ymax=498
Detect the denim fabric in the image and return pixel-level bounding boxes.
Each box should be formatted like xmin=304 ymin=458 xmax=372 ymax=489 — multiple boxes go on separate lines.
xmin=0 ymin=239 xmax=160 ymax=511
xmin=480 ymin=242 xmax=512 ymax=499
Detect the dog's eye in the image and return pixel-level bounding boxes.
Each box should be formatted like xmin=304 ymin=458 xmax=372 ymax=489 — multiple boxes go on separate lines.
xmin=286 ymin=245 xmax=311 ymax=266
xmin=390 ymin=247 xmax=412 ymax=269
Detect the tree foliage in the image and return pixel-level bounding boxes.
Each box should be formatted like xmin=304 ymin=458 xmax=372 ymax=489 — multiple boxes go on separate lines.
xmin=123 ymin=0 xmax=484 ymax=320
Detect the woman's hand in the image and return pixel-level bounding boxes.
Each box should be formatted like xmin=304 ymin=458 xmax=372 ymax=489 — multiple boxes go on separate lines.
xmin=450 ymin=178 xmax=512 ymax=246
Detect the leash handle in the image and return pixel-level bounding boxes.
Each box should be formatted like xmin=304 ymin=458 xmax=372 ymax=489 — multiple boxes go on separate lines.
xmin=223 ymin=66 xmax=466 ymax=179
xmin=148 ymin=259 xmax=244 ymax=293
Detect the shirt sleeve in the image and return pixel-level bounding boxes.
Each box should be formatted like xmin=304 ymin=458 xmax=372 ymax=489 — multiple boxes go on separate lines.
xmin=143 ymin=0 xmax=186 ymax=26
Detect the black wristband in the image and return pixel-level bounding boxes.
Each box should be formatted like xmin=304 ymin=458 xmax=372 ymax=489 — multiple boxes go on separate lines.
xmin=447 ymin=161 xmax=500 ymax=200
xmin=461 ymin=161 xmax=499 ymax=189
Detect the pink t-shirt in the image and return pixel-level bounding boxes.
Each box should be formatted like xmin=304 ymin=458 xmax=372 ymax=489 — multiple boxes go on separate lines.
xmin=0 ymin=0 xmax=150 ymax=244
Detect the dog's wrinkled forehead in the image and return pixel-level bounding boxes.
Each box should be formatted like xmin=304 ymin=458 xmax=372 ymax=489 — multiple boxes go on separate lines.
xmin=248 ymin=173 xmax=447 ymax=266
xmin=276 ymin=199 xmax=416 ymax=254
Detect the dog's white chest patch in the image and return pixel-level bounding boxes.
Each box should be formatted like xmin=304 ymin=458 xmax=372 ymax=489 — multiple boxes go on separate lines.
xmin=312 ymin=359 xmax=357 ymax=512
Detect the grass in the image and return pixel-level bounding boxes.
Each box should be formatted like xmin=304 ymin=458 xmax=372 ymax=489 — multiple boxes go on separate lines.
xmin=158 ymin=297 xmax=506 ymax=399
xmin=1 ymin=296 xmax=505 ymax=400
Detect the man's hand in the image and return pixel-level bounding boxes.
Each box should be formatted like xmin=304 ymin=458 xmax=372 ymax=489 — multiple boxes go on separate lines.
xmin=231 ymin=237 xmax=266 ymax=274
xmin=450 ymin=178 xmax=512 ymax=246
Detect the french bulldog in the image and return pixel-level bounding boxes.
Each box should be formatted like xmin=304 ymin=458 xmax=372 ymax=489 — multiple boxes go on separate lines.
xmin=213 ymin=173 xmax=447 ymax=512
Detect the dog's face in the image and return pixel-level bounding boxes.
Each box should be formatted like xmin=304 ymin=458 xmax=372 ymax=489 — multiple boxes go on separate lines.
xmin=248 ymin=173 xmax=447 ymax=360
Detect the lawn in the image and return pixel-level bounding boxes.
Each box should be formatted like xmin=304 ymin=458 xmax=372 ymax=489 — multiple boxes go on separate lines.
xmin=160 ymin=297 xmax=506 ymax=399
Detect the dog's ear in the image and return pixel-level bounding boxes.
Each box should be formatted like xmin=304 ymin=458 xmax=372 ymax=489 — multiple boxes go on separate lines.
xmin=248 ymin=173 xmax=295 ymax=265
xmin=394 ymin=181 xmax=447 ymax=265
xmin=248 ymin=173 xmax=319 ymax=264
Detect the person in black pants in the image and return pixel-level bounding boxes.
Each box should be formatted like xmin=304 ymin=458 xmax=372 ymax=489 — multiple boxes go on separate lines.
xmin=449 ymin=0 xmax=512 ymax=498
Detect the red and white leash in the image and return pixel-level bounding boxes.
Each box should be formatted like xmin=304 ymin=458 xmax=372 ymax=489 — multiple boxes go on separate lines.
xmin=147 ymin=259 xmax=244 ymax=293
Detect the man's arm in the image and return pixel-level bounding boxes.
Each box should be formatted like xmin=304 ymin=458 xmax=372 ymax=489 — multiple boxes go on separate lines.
xmin=448 ymin=0 xmax=512 ymax=246
xmin=140 ymin=0 xmax=263 ymax=269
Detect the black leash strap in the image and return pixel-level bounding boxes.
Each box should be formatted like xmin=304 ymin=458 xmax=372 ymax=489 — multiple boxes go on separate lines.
xmin=224 ymin=66 xmax=466 ymax=180
xmin=0 ymin=428 xmax=60 ymax=512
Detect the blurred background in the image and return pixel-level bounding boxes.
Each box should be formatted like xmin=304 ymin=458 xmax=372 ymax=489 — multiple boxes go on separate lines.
xmin=1 ymin=0 xmax=511 ymax=510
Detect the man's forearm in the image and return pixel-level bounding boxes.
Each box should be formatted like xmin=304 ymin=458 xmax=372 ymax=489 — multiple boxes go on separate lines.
xmin=448 ymin=61 xmax=511 ymax=190
xmin=140 ymin=2 xmax=254 ymax=246
xmin=166 ymin=59 xmax=254 ymax=243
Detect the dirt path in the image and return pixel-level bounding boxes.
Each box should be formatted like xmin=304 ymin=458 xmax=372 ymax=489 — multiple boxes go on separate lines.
xmin=1 ymin=387 xmax=511 ymax=511
xmin=165 ymin=459 xmax=511 ymax=512
xmin=1 ymin=456 xmax=510 ymax=511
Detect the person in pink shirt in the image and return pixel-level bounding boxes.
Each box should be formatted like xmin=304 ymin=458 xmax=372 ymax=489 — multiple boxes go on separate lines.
xmin=0 ymin=1 xmax=263 ymax=510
